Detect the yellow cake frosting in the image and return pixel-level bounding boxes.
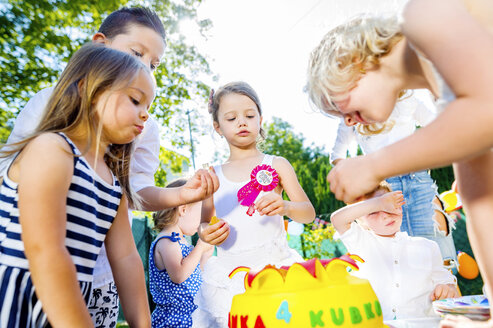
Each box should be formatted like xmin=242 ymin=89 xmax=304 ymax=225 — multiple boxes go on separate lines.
xmin=228 ymin=255 xmax=387 ymax=328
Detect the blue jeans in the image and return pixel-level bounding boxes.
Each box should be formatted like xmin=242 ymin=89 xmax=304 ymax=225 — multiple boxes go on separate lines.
xmin=386 ymin=171 xmax=457 ymax=264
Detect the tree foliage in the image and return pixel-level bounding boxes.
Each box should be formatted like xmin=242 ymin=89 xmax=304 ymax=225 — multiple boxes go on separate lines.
xmin=154 ymin=146 xmax=190 ymax=188
xmin=261 ymin=117 xmax=344 ymax=216
xmin=431 ymin=166 xmax=455 ymax=193
xmin=261 ymin=117 xmax=456 ymax=217
xmin=0 ymin=0 xmax=212 ymax=152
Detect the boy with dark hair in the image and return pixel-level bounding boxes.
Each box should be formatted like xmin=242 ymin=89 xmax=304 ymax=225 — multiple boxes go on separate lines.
xmin=0 ymin=6 xmax=218 ymax=327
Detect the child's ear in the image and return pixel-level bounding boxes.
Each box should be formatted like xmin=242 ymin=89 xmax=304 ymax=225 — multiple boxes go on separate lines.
xmin=92 ymin=32 xmax=109 ymax=45
xmin=213 ymin=121 xmax=222 ymax=137
xmin=77 ymin=79 xmax=86 ymax=97
xmin=177 ymin=204 xmax=187 ymax=217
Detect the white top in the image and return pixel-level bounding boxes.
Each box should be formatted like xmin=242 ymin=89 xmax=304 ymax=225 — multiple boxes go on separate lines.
xmin=0 ymin=86 xmax=161 ymax=288
xmin=329 ymin=94 xmax=436 ymax=164
xmin=335 ymin=223 xmax=456 ymax=321
xmin=193 ymin=154 xmax=302 ymax=326
xmin=213 ymin=154 xmax=286 ymax=256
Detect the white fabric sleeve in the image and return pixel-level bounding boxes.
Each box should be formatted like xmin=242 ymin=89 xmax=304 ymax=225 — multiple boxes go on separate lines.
xmin=334 ymin=222 xmax=365 ymax=252
xmin=0 ymin=87 xmax=53 ymax=177
xmin=129 ymin=115 xmax=160 ymax=193
xmin=329 ymin=118 xmax=356 ymax=165
xmin=429 ymin=239 xmax=457 ymax=285
xmin=412 ymin=94 xmax=437 ymax=127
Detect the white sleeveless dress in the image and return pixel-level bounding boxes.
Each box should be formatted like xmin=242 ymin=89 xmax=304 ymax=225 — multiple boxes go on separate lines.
xmin=192 ymin=154 xmax=303 ymax=328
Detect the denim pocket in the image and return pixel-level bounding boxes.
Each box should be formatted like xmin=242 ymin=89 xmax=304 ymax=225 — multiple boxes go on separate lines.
xmin=411 ymin=170 xmax=433 ymax=184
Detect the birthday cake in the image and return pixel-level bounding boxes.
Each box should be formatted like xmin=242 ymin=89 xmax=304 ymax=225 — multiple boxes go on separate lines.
xmin=228 ymin=255 xmax=387 ymax=328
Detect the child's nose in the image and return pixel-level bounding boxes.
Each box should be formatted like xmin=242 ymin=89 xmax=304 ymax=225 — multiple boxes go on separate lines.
xmin=237 ymin=117 xmax=247 ymax=126
xmin=140 ymin=109 xmax=149 ymax=122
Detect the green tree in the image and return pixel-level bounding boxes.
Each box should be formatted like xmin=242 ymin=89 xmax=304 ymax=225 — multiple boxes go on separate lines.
xmin=261 ymin=117 xmax=344 ymax=216
xmin=0 ymin=0 xmax=212 ymax=150
xmin=154 ymin=146 xmax=190 ymax=188
xmin=431 ymin=166 xmax=455 ymax=193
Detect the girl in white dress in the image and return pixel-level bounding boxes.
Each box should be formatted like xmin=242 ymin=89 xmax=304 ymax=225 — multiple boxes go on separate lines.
xmin=193 ymin=81 xmax=315 ymax=327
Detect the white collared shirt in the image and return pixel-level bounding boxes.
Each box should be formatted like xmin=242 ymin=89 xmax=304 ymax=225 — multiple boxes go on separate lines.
xmin=335 ymin=223 xmax=456 ymax=321
xmin=329 ymin=94 xmax=436 ymax=164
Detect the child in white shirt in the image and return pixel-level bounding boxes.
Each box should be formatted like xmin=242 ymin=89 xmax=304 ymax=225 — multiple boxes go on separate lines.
xmin=331 ymin=182 xmax=458 ymax=321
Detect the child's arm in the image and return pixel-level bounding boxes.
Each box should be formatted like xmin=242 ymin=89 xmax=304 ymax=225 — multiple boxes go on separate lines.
xmin=330 ymin=119 xmax=356 ymax=165
xmin=328 ymin=0 xmax=493 ymax=203
xmin=128 ymin=119 xmax=219 ymax=212
xmin=255 ymin=156 xmax=315 ymax=223
xmin=200 ymin=244 xmax=214 ymax=270
xmin=105 ymin=195 xmax=151 ymax=328
xmin=427 ymin=239 xmax=459 ymax=301
xmin=197 ymin=195 xmax=230 ymax=245
xmin=378 ymin=0 xmax=493 ymax=175
xmin=137 ymin=168 xmax=220 ymax=211
xmin=330 ymin=191 xmax=404 ymax=234
xmin=18 ymin=134 xmax=93 ymax=327
xmin=155 ymin=236 xmax=213 ymax=284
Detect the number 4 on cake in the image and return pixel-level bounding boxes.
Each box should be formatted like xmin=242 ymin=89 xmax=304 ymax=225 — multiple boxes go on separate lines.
xmin=276 ymin=300 xmax=292 ymax=323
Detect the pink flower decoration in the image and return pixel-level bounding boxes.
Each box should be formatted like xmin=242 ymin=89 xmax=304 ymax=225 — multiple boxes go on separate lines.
xmin=237 ymin=164 xmax=279 ymax=216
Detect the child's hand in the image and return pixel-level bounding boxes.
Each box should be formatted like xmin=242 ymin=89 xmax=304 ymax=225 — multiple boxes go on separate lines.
xmin=327 ymin=156 xmax=381 ymax=203
xmin=255 ymin=192 xmax=286 ymax=216
xmin=430 ymin=284 xmax=459 ymax=301
xmin=198 ymin=220 xmax=229 ymax=246
xmin=180 ymin=167 xmax=220 ymax=203
xmin=379 ymin=191 xmax=405 ymax=215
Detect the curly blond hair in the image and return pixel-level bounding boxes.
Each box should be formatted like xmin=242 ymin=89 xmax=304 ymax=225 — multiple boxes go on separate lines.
xmin=306 ymin=15 xmax=403 ymax=117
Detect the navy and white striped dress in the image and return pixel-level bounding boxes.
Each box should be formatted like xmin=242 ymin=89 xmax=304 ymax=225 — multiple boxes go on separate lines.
xmin=0 ymin=133 xmax=123 ymax=327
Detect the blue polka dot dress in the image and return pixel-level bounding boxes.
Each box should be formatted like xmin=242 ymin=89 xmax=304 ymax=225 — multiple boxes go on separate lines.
xmin=149 ymin=232 xmax=202 ymax=328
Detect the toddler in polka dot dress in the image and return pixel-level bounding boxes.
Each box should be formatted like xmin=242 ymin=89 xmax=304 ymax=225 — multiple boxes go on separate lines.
xmin=149 ymin=179 xmax=214 ymax=328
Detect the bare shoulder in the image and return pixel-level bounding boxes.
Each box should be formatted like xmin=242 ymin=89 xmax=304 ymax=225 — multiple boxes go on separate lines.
xmin=24 ymin=133 xmax=71 ymax=153
xmin=402 ymin=0 xmax=459 ymax=37
xmin=154 ymin=234 xmax=182 ymax=259
xmin=271 ymin=155 xmax=293 ymax=172
xmin=20 ymin=133 xmax=73 ymax=172
xmin=271 ymin=155 xmax=298 ymax=189
xmin=402 ymin=0 xmax=486 ymax=38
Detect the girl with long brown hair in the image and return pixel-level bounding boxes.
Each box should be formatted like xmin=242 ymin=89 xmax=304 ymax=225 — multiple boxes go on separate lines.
xmin=0 ymin=43 xmax=154 ymax=327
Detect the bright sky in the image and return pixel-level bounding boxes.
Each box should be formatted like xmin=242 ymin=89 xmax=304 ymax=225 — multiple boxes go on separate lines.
xmin=179 ymin=0 xmax=409 ymax=167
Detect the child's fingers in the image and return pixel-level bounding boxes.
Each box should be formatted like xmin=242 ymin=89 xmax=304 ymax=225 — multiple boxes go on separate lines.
xmin=194 ymin=169 xmax=213 ymax=195
xmin=254 ymin=198 xmax=266 ymax=211
xmin=256 ymin=199 xmax=275 ymax=214
xmin=259 ymin=202 xmax=279 ymax=216
xmin=209 ymin=224 xmax=230 ymax=245
xmin=255 ymin=194 xmax=278 ymax=211
xmin=327 ymin=171 xmax=339 ymax=195
xmin=331 ymin=182 xmax=346 ymax=203
xmin=433 ymin=285 xmax=448 ymax=300
xmin=209 ymin=167 xmax=220 ymax=192
xmin=268 ymin=208 xmax=282 ymax=216
xmin=446 ymin=286 xmax=459 ymax=299
xmin=203 ymin=222 xmax=229 ymax=244
xmin=200 ymin=170 xmax=214 ymax=196
xmin=430 ymin=287 xmax=439 ymax=301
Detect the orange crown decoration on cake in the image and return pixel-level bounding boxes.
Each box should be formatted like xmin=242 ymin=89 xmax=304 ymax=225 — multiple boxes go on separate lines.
xmin=228 ymin=255 xmax=388 ymax=328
